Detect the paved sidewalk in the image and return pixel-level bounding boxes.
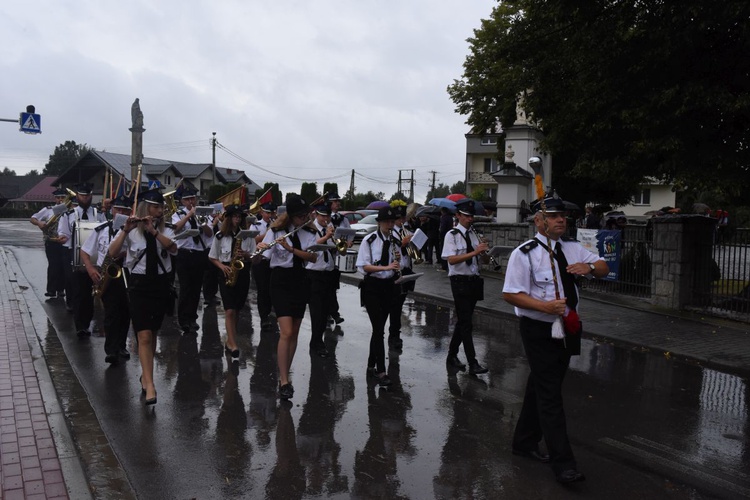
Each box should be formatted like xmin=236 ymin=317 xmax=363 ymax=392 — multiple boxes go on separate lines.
xmin=0 ymin=248 xmax=90 ymax=499
xmin=340 ymin=262 xmax=750 ymax=376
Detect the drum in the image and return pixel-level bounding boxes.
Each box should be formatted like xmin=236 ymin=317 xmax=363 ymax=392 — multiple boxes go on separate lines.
xmin=73 ymin=221 xmax=100 ymax=269
xmin=335 ymin=250 xmax=358 ymax=273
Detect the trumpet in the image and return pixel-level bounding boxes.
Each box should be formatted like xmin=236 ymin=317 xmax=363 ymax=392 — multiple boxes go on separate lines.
xmin=333 ymin=237 xmax=348 ymax=255
xmin=92 ymin=255 xmax=122 ymax=298
xmin=470 ymin=227 xmax=502 ymax=271
xmin=399 ymin=228 xmax=424 ymax=265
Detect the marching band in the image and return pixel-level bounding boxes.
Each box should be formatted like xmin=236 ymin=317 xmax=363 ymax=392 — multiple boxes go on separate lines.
xmin=32 ymin=184 xmax=502 ymax=406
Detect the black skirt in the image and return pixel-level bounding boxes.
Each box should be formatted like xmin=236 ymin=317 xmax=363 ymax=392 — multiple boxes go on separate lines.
xmin=128 ymin=273 xmax=170 ymax=333
xmin=217 ymin=265 xmax=251 ymax=311
xmin=270 ymin=266 xmax=309 ymax=318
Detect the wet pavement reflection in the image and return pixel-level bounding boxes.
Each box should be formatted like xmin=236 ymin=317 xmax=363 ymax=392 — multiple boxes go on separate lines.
xmin=6 ymin=231 xmax=749 ymax=499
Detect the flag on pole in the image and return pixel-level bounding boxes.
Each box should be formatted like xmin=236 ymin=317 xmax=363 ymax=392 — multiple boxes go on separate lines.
xmin=216 ymin=184 xmax=247 ymax=206
xmin=247 ymin=187 xmax=273 ymax=213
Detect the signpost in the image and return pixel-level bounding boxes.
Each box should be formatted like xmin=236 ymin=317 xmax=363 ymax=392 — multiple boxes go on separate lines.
xmin=0 ymin=105 xmax=41 ymax=134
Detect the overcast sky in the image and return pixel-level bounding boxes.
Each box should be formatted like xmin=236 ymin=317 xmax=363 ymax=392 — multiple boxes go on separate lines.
xmin=0 ymin=1 xmax=496 ymax=202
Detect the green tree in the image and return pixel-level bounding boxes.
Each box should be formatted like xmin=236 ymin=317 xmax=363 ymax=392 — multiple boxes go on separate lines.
xmin=450 ymin=181 xmax=466 ymax=195
xmin=300 ymin=182 xmax=320 ymax=204
xmin=390 ymin=191 xmax=408 ymax=203
xmin=425 ymin=183 xmax=450 ymax=202
xmin=26 ymin=169 xmax=40 ymax=177
xmin=43 ymin=140 xmax=90 ymax=176
xmin=323 ymin=182 xmax=339 ymax=198
xmin=448 ymin=0 xmax=750 ymax=204
xmin=1 ymin=167 xmax=16 ymax=176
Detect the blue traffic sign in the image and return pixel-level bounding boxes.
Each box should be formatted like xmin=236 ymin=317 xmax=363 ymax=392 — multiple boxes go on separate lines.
xmin=20 ymin=112 xmax=41 ymax=134
xmin=148 ymin=180 xmax=162 ymax=189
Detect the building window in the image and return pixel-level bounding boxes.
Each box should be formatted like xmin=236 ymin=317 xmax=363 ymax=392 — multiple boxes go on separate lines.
xmin=483 ymin=158 xmax=496 ymax=173
xmin=484 ymin=187 xmax=496 ymax=200
xmin=166 ymin=175 xmax=171 ymax=185
xmin=633 ymin=188 xmax=651 ymax=205
xmin=480 ymin=137 xmax=498 ymax=146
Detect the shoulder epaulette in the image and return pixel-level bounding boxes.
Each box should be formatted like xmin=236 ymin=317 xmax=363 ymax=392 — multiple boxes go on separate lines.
xmin=94 ymin=221 xmax=111 ymax=232
xmin=65 ymin=209 xmax=75 ymax=215
xmin=449 ymin=228 xmax=461 ymax=235
xmin=164 ymin=222 xmax=176 ymax=229
xmin=561 ymin=236 xmax=578 ymax=242
xmin=519 ymin=240 xmax=539 ymax=254
xmin=302 ymin=225 xmax=317 ymax=234
xmin=365 ymin=233 xmax=378 ymax=244
xmin=215 ymin=231 xmax=225 ymax=240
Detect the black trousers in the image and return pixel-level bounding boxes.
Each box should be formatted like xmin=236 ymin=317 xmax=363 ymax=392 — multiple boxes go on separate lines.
xmin=202 ymin=249 xmax=219 ymax=302
xmin=362 ymin=277 xmax=395 ymax=373
xmin=307 ymin=270 xmax=337 ymax=348
xmin=330 ymin=269 xmax=342 ymax=318
xmin=72 ymin=270 xmax=94 ymax=332
xmin=44 ymin=240 xmax=66 ymax=295
xmin=449 ymin=278 xmax=480 ymax=363
xmin=251 ymin=259 xmax=272 ymax=320
xmin=61 ymin=248 xmax=74 ymax=307
xmin=101 ymin=275 xmax=130 ymax=355
xmin=513 ymin=316 xmax=576 ymax=474
xmin=176 ymin=249 xmax=208 ymax=327
xmin=388 ymin=290 xmax=407 ymax=340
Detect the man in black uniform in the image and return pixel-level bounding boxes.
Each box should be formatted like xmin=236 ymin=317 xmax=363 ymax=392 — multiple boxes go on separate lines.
xmin=172 ymin=188 xmax=213 ymax=333
xmin=30 ymin=188 xmax=69 ymax=299
xmin=250 ymin=202 xmax=277 ymax=326
xmin=502 ymin=193 xmax=608 ymax=484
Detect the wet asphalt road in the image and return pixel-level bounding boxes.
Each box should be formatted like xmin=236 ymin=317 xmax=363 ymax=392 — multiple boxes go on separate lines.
xmin=3 ymin=220 xmax=750 ymax=499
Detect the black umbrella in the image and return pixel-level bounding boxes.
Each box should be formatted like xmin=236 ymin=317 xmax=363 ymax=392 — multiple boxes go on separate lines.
xmin=415 ymin=205 xmax=441 ymax=218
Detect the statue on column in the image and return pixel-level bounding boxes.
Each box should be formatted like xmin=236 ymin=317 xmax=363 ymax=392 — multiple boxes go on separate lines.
xmin=131 ymin=98 xmax=144 ymax=129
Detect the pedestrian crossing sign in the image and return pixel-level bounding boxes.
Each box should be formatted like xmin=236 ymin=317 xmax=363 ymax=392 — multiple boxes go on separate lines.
xmin=19 ymin=112 xmax=41 ymax=134
xmin=148 ymin=180 xmax=162 ymax=189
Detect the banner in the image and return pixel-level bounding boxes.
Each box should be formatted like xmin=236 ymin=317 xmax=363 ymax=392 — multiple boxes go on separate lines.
xmin=578 ymin=228 xmax=621 ymax=281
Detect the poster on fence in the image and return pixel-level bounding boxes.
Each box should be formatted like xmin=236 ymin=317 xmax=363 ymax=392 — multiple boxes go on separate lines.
xmin=578 ymin=229 xmax=621 ymax=281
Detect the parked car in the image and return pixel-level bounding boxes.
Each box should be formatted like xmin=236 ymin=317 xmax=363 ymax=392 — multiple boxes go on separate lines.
xmin=357 ymin=209 xmax=378 ymax=217
xmin=338 ymin=211 xmax=364 ymax=224
xmin=351 ymin=214 xmax=378 ymax=242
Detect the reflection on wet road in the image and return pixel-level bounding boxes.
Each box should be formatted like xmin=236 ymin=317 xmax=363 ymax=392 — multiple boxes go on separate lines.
xmin=5 ymin=218 xmax=748 ymax=499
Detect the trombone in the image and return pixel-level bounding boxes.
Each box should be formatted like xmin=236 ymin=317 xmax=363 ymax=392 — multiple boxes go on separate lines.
xmin=399 ymin=227 xmax=424 ymax=265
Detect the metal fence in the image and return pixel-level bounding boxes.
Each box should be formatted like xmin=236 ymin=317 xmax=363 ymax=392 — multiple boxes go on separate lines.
xmin=692 ymin=228 xmax=750 ymax=317
xmin=576 ymin=225 xmax=653 ymax=299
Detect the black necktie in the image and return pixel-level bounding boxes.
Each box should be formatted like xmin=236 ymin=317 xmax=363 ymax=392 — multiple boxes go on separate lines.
xmin=554 ymin=243 xmax=578 ymax=309
xmin=145 ymin=232 xmax=158 ymax=276
xmin=379 ymin=234 xmax=391 ymax=266
xmin=290 ymin=231 xmax=304 ymax=269
xmin=81 ymin=210 xmax=89 ymax=221
xmin=318 ymin=229 xmax=329 ymax=263
xmin=463 ymin=230 xmax=474 ymax=266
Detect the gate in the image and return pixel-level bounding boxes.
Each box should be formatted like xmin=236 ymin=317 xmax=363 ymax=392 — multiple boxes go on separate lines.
xmin=576 ymin=225 xmax=652 ymax=298
xmin=692 ymin=228 xmax=750 ymax=317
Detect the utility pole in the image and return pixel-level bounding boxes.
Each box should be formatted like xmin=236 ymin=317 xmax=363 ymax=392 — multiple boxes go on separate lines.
xmin=429 ymin=170 xmax=437 ymax=198
xmin=211 ymin=132 xmax=217 ymax=195
xmin=397 ymin=169 xmax=415 ymax=202
xmin=349 ymin=169 xmax=355 ymax=201
xmin=409 ymin=169 xmax=415 ymax=203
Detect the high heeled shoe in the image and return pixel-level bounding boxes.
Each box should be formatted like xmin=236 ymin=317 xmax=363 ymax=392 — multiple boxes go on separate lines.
xmin=139 ymin=376 xmax=146 ymax=395
xmin=145 ymin=391 xmax=157 ymax=406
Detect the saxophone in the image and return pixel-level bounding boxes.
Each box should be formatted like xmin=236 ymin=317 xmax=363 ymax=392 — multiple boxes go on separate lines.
xmin=226 ymin=236 xmax=245 ymax=287
xmin=92 ymin=255 xmax=122 ymax=298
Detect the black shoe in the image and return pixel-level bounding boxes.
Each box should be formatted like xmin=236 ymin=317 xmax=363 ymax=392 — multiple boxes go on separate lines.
xmin=469 ymin=361 xmax=488 ymax=375
xmin=377 ymin=374 xmax=392 ymax=387
xmin=104 ymin=353 xmax=119 ymax=364
xmin=139 ymin=376 xmax=146 ymax=395
xmin=118 ymin=349 xmax=131 ymax=360
xmin=224 ymin=346 xmax=240 ymax=359
xmin=44 ymin=292 xmax=55 ymax=298
xmin=388 ymin=338 xmax=403 ymax=352
xmin=334 ymin=315 xmax=345 ymax=324
xmin=556 ymin=469 xmax=585 ymax=484
xmin=76 ymin=329 xmax=91 ymax=338
xmin=446 ymin=355 xmax=466 ymax=371
xmin=145 ymin=392 xmax=157 ymax=406
xmin=279 ymin=383 xmax=294 ymax=400
xmin=512 ymin=448 xmax=550 ymax=463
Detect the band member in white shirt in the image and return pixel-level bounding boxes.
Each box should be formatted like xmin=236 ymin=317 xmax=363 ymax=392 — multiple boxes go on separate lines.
xmin=108 ymin=189 xmax=178 ymax=406
xmin=208 ymin=204 xmax=256 ymax=359
xmin=30 ymin=188 xmax=69 ymax=299
xmin=306 ymin=204 xmax=337 ymax=358
xmin=256 ymin=195 xmax=317 ymax=400
xmin=250 ymin=202 xmax=277 ymax=326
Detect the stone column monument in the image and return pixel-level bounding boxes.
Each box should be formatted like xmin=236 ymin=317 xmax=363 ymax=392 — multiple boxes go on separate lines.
xmin=130 ymin=98 xmax=145 ymax=184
